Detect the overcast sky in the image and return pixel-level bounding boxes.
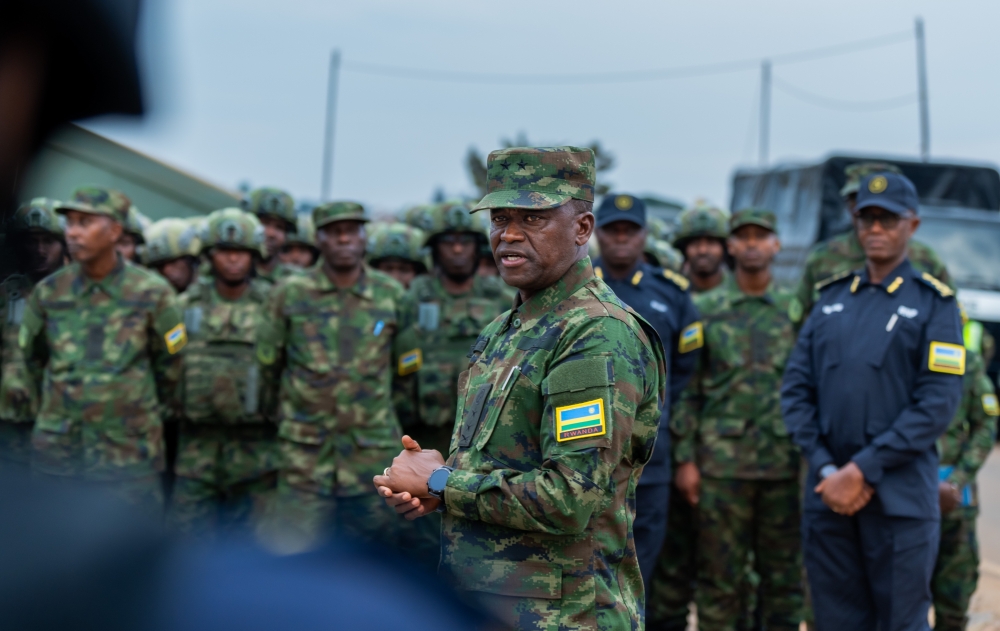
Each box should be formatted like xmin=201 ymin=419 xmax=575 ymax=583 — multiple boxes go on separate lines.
xmin=86 ymin=0 xmax=1000 ymax=215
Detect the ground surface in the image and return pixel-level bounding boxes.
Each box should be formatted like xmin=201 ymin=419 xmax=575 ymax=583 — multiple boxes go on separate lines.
xmin=969 ymin=446 xmax=1000 ymax=630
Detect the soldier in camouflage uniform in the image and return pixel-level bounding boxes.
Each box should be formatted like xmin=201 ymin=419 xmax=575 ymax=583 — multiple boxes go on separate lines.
xmin=246 ymin=187 xmax=298 ymax=283
xmin=394 ymin=201 xmax=515 ymax=455
xmin=644 ymin=216 xmax=684 ymax=271
xmin=0 ymin=198 xmax=66 ymax=468
xmin=278 ymin=213 xmax=318 ymax=270
xmin=143 ymin=217 xmax=202 ymax=293
xmin=117 ymin=203 xmax=149 ymax=264
xmin=19 ymin=187 xmax=186 ymax=512
xmin=792 ymin=162 xmax=953 ymax=326
xmin=367 ymin=221 xmax=429 ymax=289
xmin=668 ymin=208 xmax=803 ymax=631
xmin=932 ymin=329 xmax=998 ymax=631
xmin=672 ymin=203 xmax=730 ymax=293
xmin=256 ymin=201 xmax=414 ymax=552
xmin=375 ymin=147 xmax=666 ymax=631
xmin=170 ymin=208 xmax=279 ymax=535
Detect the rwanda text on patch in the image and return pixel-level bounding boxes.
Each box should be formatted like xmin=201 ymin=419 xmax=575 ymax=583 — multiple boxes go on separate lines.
xmin=555 ymin=398 xmax=606 ymax=442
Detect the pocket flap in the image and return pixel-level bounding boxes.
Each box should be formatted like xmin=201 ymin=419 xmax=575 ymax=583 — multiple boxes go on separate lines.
xmin=352 ymin=425 xmax=401 ymax=449
xmin=543 ymin=357 xmax=612 ymax=395
xmin=462 ymin=560 xmax=562 ymax=599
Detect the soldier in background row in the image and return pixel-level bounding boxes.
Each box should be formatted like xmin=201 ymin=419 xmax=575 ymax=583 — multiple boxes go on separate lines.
xmin=143 ymin=217 xmax=202 ymax=293
xmin=246 ymin=187 xmax=297 ymax=284
xmin=367 ymin=221 xmax=429 ymax=289
xmin=673 ymin=203 xmax=730 ymax=294
xmin=279 ymin=214 xmax=319 ymax=270
xmin=19 ymin=187 xmax=186 ymax=513
xmin=170 ymin=208 xmax=278 ymax=535
xmin=0 ymin=198 xmax=67 ymax=468
xmin=118 ymin=203 xmax=149 ymax=264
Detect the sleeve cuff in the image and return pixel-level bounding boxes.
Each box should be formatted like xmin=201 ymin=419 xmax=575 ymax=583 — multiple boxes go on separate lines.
xmin=443 ymin=469 xmax=486 ymax=520
xmin=807 ymin=446 xmax=836 ymax=478
xmin=852 ymin=447 xmax=883 ymax=485
xmin=672 ymin=436 xmax=695 ymax=464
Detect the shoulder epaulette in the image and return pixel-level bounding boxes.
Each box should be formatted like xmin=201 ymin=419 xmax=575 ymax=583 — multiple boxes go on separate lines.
xmin=814 ymin=270 xmax=853 ymax=292
xmin=661 ymin=269 xmax=690 ymax=291
xmin=918 ymin=272 xmax=955 ymax=298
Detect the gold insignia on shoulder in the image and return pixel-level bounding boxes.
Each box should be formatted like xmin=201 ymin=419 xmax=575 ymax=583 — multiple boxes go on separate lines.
xmin=814 ymin=270 xmax=851 ymax=293
xmin=869 ymin=175 xmax=888 ymax=194
xmin=663 ymin=269 xmax=690 ymax=291
xmin=921 ymin=272 xmax=954 ymax=297
xmin=164 ymin=323 xmax=187 ymax=355
xmin=679 ymin=321 xmax=703 ymax=353
xmin=398 ymin=349 xmax=423 ymax=376
xmin=614 ymin=195 xmax=633 ymax=211
xmin=555 ymin=399 xmax=606 ymax=442
xmin=850 ymin=276 xmax=860 ymax=293
xmin=631 ymin=270 xmax=643 ymax=286
xmin=594 ymin=266 xmax=604 ymax=280
xmin=982 ymin=393 xmax=999 ymax=416
xmin=886 ymin=277 xmax=904 ymax=294
xmin=928 ymin=341 xmax=965 ymax=375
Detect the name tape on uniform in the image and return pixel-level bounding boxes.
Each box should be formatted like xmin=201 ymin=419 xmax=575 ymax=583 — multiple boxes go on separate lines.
xmin=555 ymin=399 xmax=606 ymax=442
xmin=928 ymin=341 xmax=966 ymax=375
xmin=398 ymin=348 xmax=423 ymax=376
xmin=679 ymin=322 xmax=703 ymax=353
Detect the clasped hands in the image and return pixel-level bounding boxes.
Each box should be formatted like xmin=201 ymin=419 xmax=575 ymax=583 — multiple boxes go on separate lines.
xmin=372 ymin=435 xmax=446 ymax=520
xmin=815 ymin=462 xmax=874 ymax=515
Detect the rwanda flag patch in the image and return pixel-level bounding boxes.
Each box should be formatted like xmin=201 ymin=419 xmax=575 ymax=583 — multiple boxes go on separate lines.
xmin=928 ymin=341 xmax=965 ymax=375
xmin=679 ymin=322 xmax=703 ymax=353
xmin=398 ymin=349 xmax=423 ymax=376
xmin=164 ymin=323 xmax=187 ymax=355
xmin=555 ymin=399 xmax=606 ymax=442
xmin=983 ymin=394 xmax=999 ymax=416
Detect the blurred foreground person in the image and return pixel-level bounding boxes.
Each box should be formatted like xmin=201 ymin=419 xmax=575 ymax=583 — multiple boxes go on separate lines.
xmin=592 ymin=193 xmax=700 ymax=594
xmin=118 ymin=204 xmax=149 ymax=264
xmin=673 ymin=203 xmax=729 ymax=294
xmin=247 ymin=188 xmax=297 ymax=283
xmin=143 ymin=218 xmax=202 ymax=293
xmin=669 ymin=209 xmax=802 ymax=631
xmin=19 ymin=188 xmax=186 ymax=513
xmin=375 ymin=147 xmax=666 ymax=631
xmin=395 ymin=201 xmax=513 ymax=455
xmin=931 ymin=334 xmax=998 ymax=631
xmin=278 ymin=214 xmax=319 ymax=270
xmin=367 ymin=221 xmax=428 ymax=289
xmin=0 ymin=198 xmax=66 ymax=468
xmin=171 ymin=208 xmax=277 ymax=536
xmin=782 ymin=173 xmax=964 ymax=631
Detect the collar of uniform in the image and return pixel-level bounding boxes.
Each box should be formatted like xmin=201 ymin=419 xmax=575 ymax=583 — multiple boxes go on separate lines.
xmin=855 ymin=258 xmax=912 ymax=294
xmin=311 ymin=262 xmax=374 ymax=299
xmin=720 ymin=273 xmax=778 ymax=305
xmin=505 ymin=256 xmax=595 ymax=330
xmin=592 ymin=257 xmax=644 ymax=285
xmin=73 ymin=254 xmax=126 ymax=300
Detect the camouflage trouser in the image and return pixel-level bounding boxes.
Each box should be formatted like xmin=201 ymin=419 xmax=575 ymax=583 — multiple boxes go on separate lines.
xmin=0 ymin=420 xmax=33 ymax=469
xmin=932 ymin=505 xmax=979 ymax=631
xmin=168 ymin=423 xmax=279 ymax=537
xmin=696 ymin=477 xmax=803 ymax=631
xmin=647 ymin=485 xmax=698 ymax=631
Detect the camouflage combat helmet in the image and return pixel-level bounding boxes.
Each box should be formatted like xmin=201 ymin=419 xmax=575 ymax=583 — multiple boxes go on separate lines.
xmin=285 ymin=214 xmax=318 ymax=250
xmin=57 ymin=186 xmax=132 ymax=224
xmin=123 ymin=205 xmax=151 ymax=243
xmin=11 ymin=198 xmax=65 ymax=236
xmin=203 ymin=207 xmax=266 ymax=256
xmin=407 ymin=200 xmax=487 ymax=244
xmin=644 ymin=238 xmax=684 ymax=272
xmin=840 ymin=162 xmax=904 ymax=197
xmin=366 ymin=222 xmax=429 ymax=271
xmin=646 ymin=216 xmax=675 ymax=243
xmin=672 ymin=202 xmax=730 ymax=249
xmin=247 ymin=187 xmax=296 ymax=226
xmin=142 ymin=218 xmax=202 ymax=266
xmin=402 ymin=204 xmax=435 ymax=230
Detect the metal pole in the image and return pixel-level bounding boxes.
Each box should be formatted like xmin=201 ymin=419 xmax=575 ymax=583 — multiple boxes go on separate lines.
xmin=321 ymin=49 xmax=341 ymax=201
xmin=915 ymin=18 xmax=930 ymax=161
xmin=759 ymin=59 xmax=771 ymax=166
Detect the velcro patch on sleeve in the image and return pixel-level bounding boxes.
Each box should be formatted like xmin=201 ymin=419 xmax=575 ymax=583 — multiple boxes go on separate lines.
xmin=398 ymin=348 xmax=423 ymax=376
xmin=164 ymin=323 xmax=188 ymax=355
xmin=982 ymin=394 xmax=999 ymax=416
xmin=555 ymin=398 xmax=606 ymax=442
xmin=928 ymin=341 xmax=965 ymax=375
xmin=679 ymin=322 xmax=704 ymax=353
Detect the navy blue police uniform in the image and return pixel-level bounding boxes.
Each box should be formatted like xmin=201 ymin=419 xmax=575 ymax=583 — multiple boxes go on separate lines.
xmin=593 ymin=193 xmax=702 ymax=590
xmin=781 ymin=173 xmax=964 ymax=631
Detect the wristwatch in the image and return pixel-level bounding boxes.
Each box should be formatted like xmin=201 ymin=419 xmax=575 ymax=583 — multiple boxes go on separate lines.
xmin=819 ymin=464 xmax=838 ymax=480
xmin=427 ymin=466 xmax=454 ymax=501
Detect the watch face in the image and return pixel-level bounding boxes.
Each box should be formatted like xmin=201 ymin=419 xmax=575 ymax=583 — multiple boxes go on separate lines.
xmin=429 ymin=468 xmax=450 ymax=493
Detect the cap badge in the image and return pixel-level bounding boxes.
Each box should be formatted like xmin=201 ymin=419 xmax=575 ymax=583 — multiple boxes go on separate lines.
xmin=868 ymin=175 xmax=888 ymax=194
xmin=615 ymin=196 xmax=633 ymax=211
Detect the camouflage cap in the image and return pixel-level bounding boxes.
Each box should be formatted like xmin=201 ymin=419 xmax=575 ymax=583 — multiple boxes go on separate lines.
xmin=471 ymin=146 xmax=596 ymax=212
xmin=12 ymin=198 xmax=65 ymax=236
xmin=143 ymin=218 xmax=202 ymax=265
xmin=57 ymin=186 xmax=132 ymax=224
xmin=203 ymin=207 xmax=266 ymax=256
xmin=840 ymin=162 xmax=903 ymax=197
xmin=730 ymin=207 xmax=777 ymax=234
xmin=285 ymin=214 xmax=318 ymax=249
xmin=366 ymin=222 xmax=429 ymax=269
xmin=313 ymin=201 xmax=369 ymax=228
xmin=408 ymin=200 xmax=487 ymax=243
xmin=123 ymin=205 xmax=151 ymax=242
xmin=247 ymin=187 xmax=296 ymax=225
xmin=672 ymin=203 xmax=729 ymax=248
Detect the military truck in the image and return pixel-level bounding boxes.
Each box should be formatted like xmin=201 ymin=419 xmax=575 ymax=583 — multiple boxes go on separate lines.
xmin=731 ymin=154 xmax=1000 ymax=377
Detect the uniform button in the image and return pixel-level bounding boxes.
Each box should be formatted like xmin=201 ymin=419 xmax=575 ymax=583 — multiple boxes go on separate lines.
xmin=513 ymin=318 xmax=521 ymax=328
